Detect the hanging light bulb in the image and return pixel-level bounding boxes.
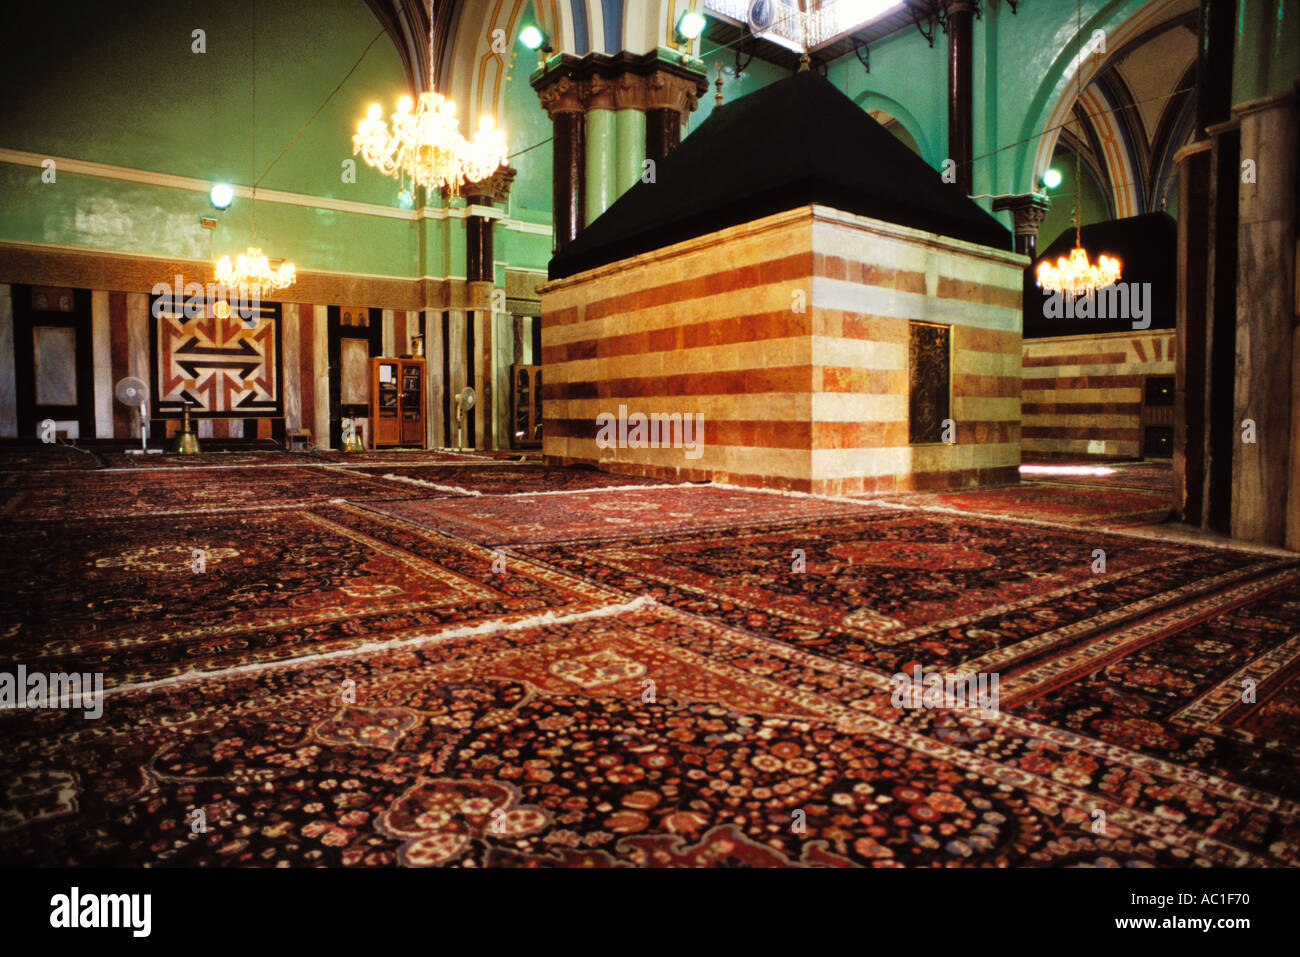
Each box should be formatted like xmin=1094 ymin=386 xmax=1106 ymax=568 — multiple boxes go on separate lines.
xmin=214 ymin=1 xmax=295 ymax=294
xmin=1035 ymin=0 xmax=1121 ymax=298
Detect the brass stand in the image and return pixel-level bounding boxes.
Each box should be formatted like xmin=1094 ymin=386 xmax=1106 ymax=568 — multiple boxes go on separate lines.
xmin=174 ymin=405 xmax=200 ymax=454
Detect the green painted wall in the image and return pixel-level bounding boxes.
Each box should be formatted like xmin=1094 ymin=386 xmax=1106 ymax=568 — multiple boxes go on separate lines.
xmin=683 ymin=1 xmax=1170 ymax=234
xmin=0 ymin=0 xmax=427 ymax=275
xmin=500 ymin=13 xmax=558 ymax=233
xmin=5 ymin=0 xmax=1286 ymax=285
xmin=0 ymin=164 xmax=417 ymax=277
xmin=1038 ymin=145 xmax=1113 ymax=249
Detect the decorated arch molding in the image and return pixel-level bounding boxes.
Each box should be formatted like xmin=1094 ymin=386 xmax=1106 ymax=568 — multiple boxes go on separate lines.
xmin=1020 ymin=0 xmax=1186 ymax=198
xmin=1078 ymin=83 xmax=1141 ymax=217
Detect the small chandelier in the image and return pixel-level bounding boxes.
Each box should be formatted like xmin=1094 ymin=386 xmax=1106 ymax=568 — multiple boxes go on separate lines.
xmin=1035 ymin=0 xmax=1121 ymax=298
xmin=214 ymin=1 xmax=295 ymax=296
xmin=1036 ymin=243 xmax=1121 ymax=296
xmin=353 ymin=23 xmax=507 ymax=195
xmin=1035 ymin=210 xmax=1122 ymax=297
xmin=215 ymin=247 xmax=296 ymax=291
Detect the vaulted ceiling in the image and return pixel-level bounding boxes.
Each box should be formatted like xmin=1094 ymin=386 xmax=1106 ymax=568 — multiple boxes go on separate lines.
xmin=363 ymin=0 xmax=438 ymax=93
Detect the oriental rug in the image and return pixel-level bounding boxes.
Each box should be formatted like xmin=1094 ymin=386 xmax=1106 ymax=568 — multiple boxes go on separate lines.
xmin=98 ymin=450 xmax=311 ymax=469
xmin=3 ymin=463 xmax=1297 ymax=869
xmin=519 ymin=510 xmax=1300 ymax=799
xmin=348 ymin=465 xmax=675 ymax=496
xmin=366 ymin=485 xmax=872 ymax=545
xmin=0 ymin=502 xmax=618 ymax=688
xmin=864 ymin=483 xmax=1174 ymax=528
xmin=0 ymin=445 xmax=101 ymax=471
xmin=2 ymin=466 xmax=420 ymax=521
xmin=312 ymin=450 xmax=530 ymax=466
xmin=2 ymin=603 xmax=1294 ymax=867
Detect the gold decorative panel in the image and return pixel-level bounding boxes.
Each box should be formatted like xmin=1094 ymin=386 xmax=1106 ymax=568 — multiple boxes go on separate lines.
xmin=908 ymin=321 xmax=951 ymax=444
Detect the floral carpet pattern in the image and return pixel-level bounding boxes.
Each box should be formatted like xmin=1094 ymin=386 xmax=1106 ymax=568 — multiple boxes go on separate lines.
xmin=2 ymin=467 xmax=420 ymax=520
xmin=347 ymin=464 xmax=674 ymax=496
xmin=0 ymin=503 xmax=616 ymax=687
xmin=368 ymin=485 xmax=872 ymax=545
xmin=1 ymin=453 xmax=1297 ymax=868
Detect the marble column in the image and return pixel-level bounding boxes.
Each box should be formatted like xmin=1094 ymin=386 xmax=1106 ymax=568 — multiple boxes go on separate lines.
xmin=943 ymin=0 xmax=977 ymax=196
xmin=282 ymin=304 xmax=302 ymax=434
xmin=584 ymin=107 xmax=616 ymax=226
xmin=91 ymin=291 xmax=112 ymax=438
xmin=1231 ymin=0 xmax=1300 ymax=106
xmin=1201 ymin=119 xmax=1240 ymax=534
xmin=312 ymin=304 xmax=330 ymax=449
xmin=1231 ymin=90 xmax=1298 ymax=546
xmin=535 ymin=52 xmax=705 ymax=243
xmin=645 ymin=108 xmax=680 ymax=168
xmin=614 ymin=108 xmax=646 ymax=196
xmin=552 ymin=112 xmax=586 ymax=251
xmin=1176 ymin=0 xmax=1236 ymax=530
xmin=424 ymin=309 xmax=443 ymax=449
xmin=1173 ymin=141 xmax=1212 ymax=524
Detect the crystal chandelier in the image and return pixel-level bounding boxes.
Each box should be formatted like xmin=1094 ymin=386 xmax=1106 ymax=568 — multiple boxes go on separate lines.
xmin=1036 ymin=243 xmax=1121 ymax=297
xmin=216 ymin=247 xmax=296 ymax=291
xmin=1035 ymin=0 xmax=1121 ymax=298
xmin=353 ymin=19 xmax=507 ymax=195
xmin=214 ymin=0 xmax=295 ymax=294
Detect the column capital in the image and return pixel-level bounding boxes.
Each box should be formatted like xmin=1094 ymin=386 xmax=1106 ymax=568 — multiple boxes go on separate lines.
xmin=990 ymin=192 xmax=1050 ymax=237
xmin=532 ymin=50 xmax=707 ymax=117
xmin=467 ymin=166 xmax=517 ymax=207
xmin=533 ymin=73 xmax=586 ymax=117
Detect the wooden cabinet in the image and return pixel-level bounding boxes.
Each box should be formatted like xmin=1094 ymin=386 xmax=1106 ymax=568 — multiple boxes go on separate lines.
xmin=370 ymin=357 xmax=425 ymax=447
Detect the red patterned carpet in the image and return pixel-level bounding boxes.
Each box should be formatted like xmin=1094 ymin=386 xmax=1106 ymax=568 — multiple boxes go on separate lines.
xmin=2 ymin=454 xmax=1298 ymax=868
xmin=369 ymin=485 xmax=872 ymax=544
xmin=2 ymin=467 xmax=420 ymax=520
xmin=865 ymin=482 xmax=1174 ymax=528
xmin=0 ymin=444 xmax=101 ymax=471
xmin=345 ymin=464 xmax=674 ymax=495
xmin=0 ymin=503 xmax=617 ymax=687
xmin=98 ymin=450 xmax=312 ymax=469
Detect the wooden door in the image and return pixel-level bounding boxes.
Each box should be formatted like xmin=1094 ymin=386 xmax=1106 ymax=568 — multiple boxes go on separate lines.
xmin=371 ymin=358 xmax=400 ymax=446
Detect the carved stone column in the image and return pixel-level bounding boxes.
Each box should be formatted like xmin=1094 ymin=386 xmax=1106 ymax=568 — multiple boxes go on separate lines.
xmin=534 ymin=52 xmax=705 ymax=247
xmin=644 ymin=71 xmax=704 ymax=168
xmin=991 ymin=193 xmax=1050 ymax=258
xmin=534 ymin=74 xmax=587 ymax=252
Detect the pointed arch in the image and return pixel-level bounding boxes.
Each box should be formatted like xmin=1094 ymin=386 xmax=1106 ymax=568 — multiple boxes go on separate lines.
xmin=1017 ymin=0 xmax=1186 ymax=196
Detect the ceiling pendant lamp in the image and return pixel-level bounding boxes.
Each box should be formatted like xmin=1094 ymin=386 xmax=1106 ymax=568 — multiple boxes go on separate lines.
xmin=352 ymin=14 xmax=507 ymax=196
xmin=215 ymin=0 xmax=296 ymax=295
xmin=1035 ymin=0 xmax=1121 ymax=298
